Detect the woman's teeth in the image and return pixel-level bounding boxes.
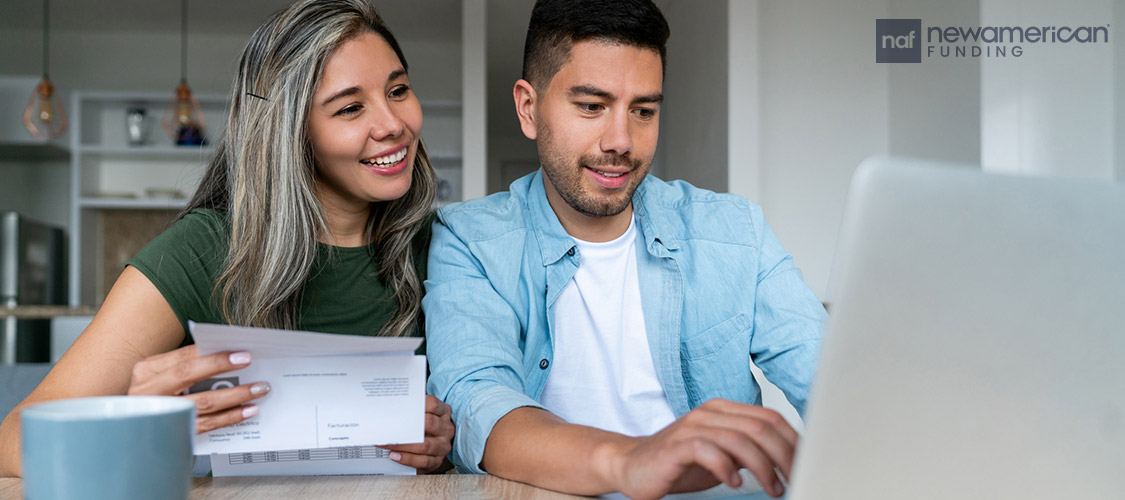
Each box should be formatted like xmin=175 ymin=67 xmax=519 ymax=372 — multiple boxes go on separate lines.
xmin=361 ymin=149 xmax=407 ymax=167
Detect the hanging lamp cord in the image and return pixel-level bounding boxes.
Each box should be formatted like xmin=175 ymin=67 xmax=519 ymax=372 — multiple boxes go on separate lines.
xmin=42 ymin=0 xmax=49 ymax=79
xmin=180 ymin=0 xmax=188 ymax=83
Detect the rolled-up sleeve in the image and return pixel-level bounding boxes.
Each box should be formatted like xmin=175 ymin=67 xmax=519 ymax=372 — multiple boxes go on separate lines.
xmin=747 ymin=205 xmax=826 ymax=417
xmin=423 ymin=213 xmax=545 ymax=473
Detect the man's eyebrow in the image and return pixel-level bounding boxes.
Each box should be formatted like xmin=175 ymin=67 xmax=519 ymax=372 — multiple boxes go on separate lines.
xmin=632 ymin=93 xmax=664 ymax=105
xmin=568 ymin=85 xmax=613 ymax=99
xmin=320 ymin=69 xmax=408 ymax=106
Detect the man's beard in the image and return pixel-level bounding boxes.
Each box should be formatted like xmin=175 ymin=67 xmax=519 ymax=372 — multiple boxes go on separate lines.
xmin=537 ymin=125 xmax=649 ymax=218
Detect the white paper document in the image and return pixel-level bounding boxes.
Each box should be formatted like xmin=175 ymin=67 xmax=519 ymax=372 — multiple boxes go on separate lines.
xmin=189 ymin=322 xmax=426 ymax=457
xmin=210 ymin=445 xmax=415 ymax=477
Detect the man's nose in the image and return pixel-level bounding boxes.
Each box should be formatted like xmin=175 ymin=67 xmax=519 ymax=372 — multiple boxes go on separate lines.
xmin=599 ymin=110 xmax=633 ymax=156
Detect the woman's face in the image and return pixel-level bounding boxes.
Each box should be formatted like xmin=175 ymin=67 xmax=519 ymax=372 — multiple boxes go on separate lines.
xmin=307 ymin=32 xmax=422 ymax=211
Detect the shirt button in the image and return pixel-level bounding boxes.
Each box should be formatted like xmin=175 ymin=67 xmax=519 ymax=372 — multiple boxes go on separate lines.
xmin=539 ymin=359 xmax=549 ymax=369
xmin=566 ymin=247 xmax=575 ymax=256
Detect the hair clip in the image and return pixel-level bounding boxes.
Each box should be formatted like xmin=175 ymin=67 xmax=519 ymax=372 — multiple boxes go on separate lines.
xmin=246 ymin=92 xmax=270 ymax=102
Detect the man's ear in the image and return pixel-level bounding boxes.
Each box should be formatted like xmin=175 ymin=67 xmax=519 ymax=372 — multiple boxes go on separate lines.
xmin=513 ymin=79 xmax=538 ymax=140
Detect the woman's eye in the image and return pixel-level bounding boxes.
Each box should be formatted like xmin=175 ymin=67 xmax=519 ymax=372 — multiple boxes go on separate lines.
xmin=390 ymin=85 xmax=411 ymax=99
xmin=334 ymin=104 xmax=362 ymax=117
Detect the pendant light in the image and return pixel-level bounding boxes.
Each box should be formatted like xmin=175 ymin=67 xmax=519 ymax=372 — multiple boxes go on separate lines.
xmin=161 ymin=0 xmax=206 ymax=145
xmin=22 ymin=0 xmax=68 ymax=139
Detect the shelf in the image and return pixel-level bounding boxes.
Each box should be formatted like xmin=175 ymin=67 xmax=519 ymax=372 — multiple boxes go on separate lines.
xmin=78 ymin=197 xmax=187 ymax=210
xmin=0 ymin=142 xmax=70 ymax=162
xmin=77 ymin=145 xmax=214 ymax=158
xmin=76 ymin=90 xmax=229 ymax=105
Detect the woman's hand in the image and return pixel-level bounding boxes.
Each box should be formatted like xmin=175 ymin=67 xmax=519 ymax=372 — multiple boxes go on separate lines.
xmin=126 ymin=345 xmax=271 ymax=434
xmin=381 ymin=395 xmax=455 ymax=473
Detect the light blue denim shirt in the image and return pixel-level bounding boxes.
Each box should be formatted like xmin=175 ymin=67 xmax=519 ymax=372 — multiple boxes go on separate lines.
xmin=424 ymin=170 xmax=826 ymax=473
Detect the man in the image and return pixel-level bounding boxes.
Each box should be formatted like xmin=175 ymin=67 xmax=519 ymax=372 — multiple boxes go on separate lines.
xmin=424 ymin=1 xmax=825 ymax=498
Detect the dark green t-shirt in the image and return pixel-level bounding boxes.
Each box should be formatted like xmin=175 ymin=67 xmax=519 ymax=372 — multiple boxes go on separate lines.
xmin=126 ymin=209 xmax=432 ymax=350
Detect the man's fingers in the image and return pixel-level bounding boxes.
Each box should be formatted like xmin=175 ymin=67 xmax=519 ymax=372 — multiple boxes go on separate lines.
xmin=685 ymin=410 xmax=796 ymax=480
xmin=186 ymin=381 xmax=271 ymax=416
xmin=129 ymin=350 xmax=253 ymax=396
xmin=674 ymin=437 xmax=741 ymax=490
xmin=700 ymin=399 xmax=800 ymax=447
xmin=700 ymin=428 xmax=786 ymax=497
xmin=197 ymin=404 xmax=258 ymax=434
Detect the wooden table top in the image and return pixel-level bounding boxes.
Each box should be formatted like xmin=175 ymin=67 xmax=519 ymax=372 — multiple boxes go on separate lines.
xmin=0 ymin=473 xmax=589 ymax=499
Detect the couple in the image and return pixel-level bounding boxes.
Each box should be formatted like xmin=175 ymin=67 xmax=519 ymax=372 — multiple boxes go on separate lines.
xmin=0 ymin=0 xmax=825 ymax=498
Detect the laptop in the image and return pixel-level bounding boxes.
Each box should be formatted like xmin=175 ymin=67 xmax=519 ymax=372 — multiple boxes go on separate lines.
xmin=788 ymin=157 xmax=1125 ymax=499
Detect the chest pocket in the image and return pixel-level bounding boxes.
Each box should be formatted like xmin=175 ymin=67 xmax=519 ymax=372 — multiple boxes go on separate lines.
xmin=679 ymin=313 xmax=755 ymax=406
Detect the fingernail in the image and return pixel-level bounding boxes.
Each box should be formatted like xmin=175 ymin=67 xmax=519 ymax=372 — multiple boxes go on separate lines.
xmin=774 ymin=479 xmax=784 ymax=495
xmin=241 ymin=405 xmax=258 ymax=419
xmin=250 ymin=382 xmax=271 ymax=395
xmin=729 ymin=471 xmax=742 ymax=487
xmin=389 ymin=452 xmax=402 ymax=461
xmin=230 ymin=351 xmax=252 ymax=365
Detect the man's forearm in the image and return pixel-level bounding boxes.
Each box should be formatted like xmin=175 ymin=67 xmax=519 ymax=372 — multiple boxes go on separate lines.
xmin=481 ymin=406 xmax=636 ymax=495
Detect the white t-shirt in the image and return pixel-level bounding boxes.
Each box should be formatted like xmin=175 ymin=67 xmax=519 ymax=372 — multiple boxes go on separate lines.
xmin=538 ymin=217 xmax=677 ymax=437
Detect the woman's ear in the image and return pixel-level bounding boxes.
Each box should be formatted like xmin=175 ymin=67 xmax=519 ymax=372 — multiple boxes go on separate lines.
xmin=513 ymin=79 xmax=538 ymax=140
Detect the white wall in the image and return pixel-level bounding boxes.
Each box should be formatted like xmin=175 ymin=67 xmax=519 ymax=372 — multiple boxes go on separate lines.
xmin=1115 ymin=0 xmax=1124 ymax=182
xmin=980 ymin=0 xmax=1117 ymax=180
xmin=757 ymin=0 xmax=891 ymax=300
xmin=888 ymin=0 xmax=981 ymax=164
xmin=656 ymin=0 xmax=729 ymax=192
xmin=485 ymin=0 xmax=538 ymax=194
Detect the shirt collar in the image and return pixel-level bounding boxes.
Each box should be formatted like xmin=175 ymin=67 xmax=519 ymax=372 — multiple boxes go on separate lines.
xmin=525 ymin=169 xmax=680 ymax=267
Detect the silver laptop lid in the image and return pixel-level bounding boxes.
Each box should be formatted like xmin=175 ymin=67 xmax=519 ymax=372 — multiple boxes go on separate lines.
xmin=790 ymin=157 xmax=1125 ymax=500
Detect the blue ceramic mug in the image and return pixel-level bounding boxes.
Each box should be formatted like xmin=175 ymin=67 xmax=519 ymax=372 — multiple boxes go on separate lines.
xmin=20 ymin=396 xmax=196 ymax=500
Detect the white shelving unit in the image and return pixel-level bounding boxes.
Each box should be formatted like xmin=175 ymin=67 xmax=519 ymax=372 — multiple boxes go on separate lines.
xmin=67 ymin=90 xmax=227 ymax=305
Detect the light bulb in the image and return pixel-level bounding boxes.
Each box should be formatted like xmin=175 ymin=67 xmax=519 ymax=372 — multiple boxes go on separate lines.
xmin=23 ymin=77 xmax=68 ymax=139
xmin=162 ymin=80 xmax=207 ymax=146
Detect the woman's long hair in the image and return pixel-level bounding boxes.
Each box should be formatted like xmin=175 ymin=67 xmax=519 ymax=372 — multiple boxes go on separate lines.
xmin=182 ymin=0 xmax=435 ymax=337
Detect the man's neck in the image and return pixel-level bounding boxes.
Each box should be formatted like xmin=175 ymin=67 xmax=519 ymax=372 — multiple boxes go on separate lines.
xmin=543 ymin=181 xmax=633 ymax=243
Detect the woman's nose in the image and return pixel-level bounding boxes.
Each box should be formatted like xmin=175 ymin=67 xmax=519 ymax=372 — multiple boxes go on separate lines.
xmin=368 ymin=103 xmax=406 ymax=141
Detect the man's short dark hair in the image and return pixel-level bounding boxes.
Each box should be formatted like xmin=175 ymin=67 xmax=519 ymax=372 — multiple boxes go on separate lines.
xmin=521 ymin=0 xmax=670 ymax=91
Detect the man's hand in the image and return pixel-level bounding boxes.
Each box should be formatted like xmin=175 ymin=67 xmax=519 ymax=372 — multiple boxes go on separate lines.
xmin=603 ymin=399 xmax=797 ymax=500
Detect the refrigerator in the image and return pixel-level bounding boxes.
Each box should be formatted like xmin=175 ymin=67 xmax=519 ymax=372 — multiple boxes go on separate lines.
xmin=0 ymin=212 xmax=67 ymax=364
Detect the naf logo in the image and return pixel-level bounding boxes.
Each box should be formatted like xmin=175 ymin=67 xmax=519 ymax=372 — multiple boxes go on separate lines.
xmin=876 ymin=19 xmax=922 ymax=63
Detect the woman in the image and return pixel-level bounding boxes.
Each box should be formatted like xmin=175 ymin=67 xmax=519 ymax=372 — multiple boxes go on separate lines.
xmin=0 ymin=0 xmax=453 ymax=476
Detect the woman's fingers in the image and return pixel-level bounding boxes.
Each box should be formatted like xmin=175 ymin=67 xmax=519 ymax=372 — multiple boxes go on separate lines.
xmin=128 ymin=349 xmax=253 ymax=396
xmin=197 ymin=404 xmax=260 ymax=434
xmin=187 ymin=381 xmax=271 ymax=415
xmin=385 ymin=449 xmax=444 ymax=473
xmin=425 ymin=394 xmax=451 ymax=417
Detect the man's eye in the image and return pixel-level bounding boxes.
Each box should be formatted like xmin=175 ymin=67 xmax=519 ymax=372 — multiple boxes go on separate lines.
xmin=578 ymin=103 xmax=604 ymax=113
xmin=334 ymin=104 xmax=362 ymax=117
xmin=636 ymin=108 xmax=656 ymax=119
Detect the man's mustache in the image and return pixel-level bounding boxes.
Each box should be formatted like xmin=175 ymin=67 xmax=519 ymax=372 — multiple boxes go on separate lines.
xmin=582 ymin=154 xmax=644 ymax=170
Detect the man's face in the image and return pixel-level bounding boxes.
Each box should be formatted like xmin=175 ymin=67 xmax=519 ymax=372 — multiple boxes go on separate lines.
xmin=527 ymin=40 xmax=663 ymax=220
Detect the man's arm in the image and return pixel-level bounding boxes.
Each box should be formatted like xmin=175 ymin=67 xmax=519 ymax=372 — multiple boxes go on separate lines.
xmin=425 ymin=213 xmax=795 ymax=499
xmin=747 ymin=206 xmax=826 ymax=416
xmin=484 ymin=402 xmax=794 ymax=500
